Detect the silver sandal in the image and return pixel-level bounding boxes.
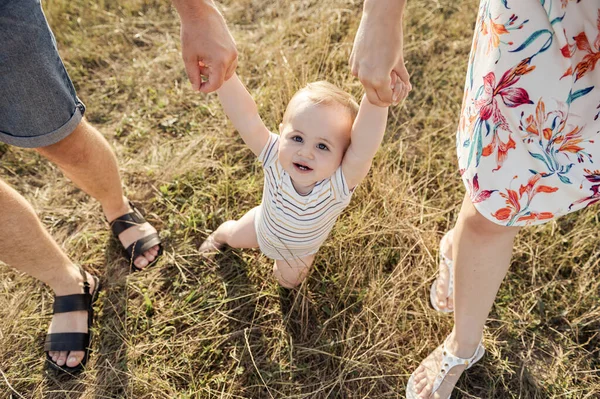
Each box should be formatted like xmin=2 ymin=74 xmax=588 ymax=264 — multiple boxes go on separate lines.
xmin=430 ymin=229 xmax=454 ymax=313
xmin=406 ymin=337 xmax=485 ymax=399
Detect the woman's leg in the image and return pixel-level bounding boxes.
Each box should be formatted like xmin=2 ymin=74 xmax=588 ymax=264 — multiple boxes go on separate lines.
xmin=411 ymin=194 xmax=520 ymax=398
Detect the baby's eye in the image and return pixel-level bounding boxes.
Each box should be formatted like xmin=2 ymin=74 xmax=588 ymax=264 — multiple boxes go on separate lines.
xmin=317 ymin=143 xmax=329 ymax=151
xmin=291 ymin=135 xmax=303 ymax=143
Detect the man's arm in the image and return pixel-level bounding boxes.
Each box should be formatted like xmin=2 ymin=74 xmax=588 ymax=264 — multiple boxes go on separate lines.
xmin=172 ymin=0 xmax=238 ymax=93
xmin=341 ymin=95 xmax=389 ymax=189
xmin=350 ymin=0 xmax=410 ymax=106
xmin=217 ymin=74 xmax=270 ymax=157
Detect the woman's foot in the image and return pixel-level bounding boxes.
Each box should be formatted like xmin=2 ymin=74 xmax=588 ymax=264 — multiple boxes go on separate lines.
xmin=46 ymin=268 xmax=98 ymax=368
xmin=104 ymin=197 xmax=160 ymax=269
xmin=198 ymin=232 xmax=224 ymax=253
xmin=431 ymin=229 xmax=454 ymax=312
xmin=408 ymin=332 xmax=484 ymax=399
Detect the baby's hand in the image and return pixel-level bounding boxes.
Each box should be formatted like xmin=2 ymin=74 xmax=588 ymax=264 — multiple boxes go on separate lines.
xmin=390 ymin=71 xmax=412 ymax=105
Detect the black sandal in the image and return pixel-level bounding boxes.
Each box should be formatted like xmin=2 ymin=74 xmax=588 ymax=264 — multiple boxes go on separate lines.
xmin=109 ymin=201 xmax=163 ymax=271
xmin=44 ymin=266 xmax=101 ymax=373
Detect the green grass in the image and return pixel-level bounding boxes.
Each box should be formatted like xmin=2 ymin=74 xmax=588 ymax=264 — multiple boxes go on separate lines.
xmin=1 ymin=0 xmax=599 ymax=397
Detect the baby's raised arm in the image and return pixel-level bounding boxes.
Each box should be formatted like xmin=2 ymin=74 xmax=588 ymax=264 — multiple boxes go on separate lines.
xmin=216 ymin=73 xmax=270 ymax=156
xmin=341 ymin=95 xmax=389 ymax=189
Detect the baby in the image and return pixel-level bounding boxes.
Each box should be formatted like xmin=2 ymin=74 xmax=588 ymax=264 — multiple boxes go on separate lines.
xmin=200 ymin=73 xmax=408 ymax=288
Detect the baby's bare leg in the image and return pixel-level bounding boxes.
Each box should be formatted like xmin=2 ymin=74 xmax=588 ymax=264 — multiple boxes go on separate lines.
xmin=199 ymin=206 xmax=259 ymax=252
xmin=273 ymin=254 xmax=315 ymax=288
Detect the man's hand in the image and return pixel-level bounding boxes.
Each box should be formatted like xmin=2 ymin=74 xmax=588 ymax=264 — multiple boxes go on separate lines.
xmin=174 ymin=0 xmax=238 ymax=93
xmin=350 ymin=0 xmax=411 ymax=106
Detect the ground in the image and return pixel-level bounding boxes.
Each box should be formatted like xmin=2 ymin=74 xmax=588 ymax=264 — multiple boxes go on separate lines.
xmin=0 ymin=0 xmax=598 ymax=397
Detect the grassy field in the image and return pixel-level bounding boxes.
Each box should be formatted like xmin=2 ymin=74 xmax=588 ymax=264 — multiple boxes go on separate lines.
xmin=1 ymin=0 xmax=599 ymax=397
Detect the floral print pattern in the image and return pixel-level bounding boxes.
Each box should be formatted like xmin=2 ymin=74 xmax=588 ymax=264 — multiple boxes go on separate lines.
xmin=458 ymin=0 xmax=600 ymax=226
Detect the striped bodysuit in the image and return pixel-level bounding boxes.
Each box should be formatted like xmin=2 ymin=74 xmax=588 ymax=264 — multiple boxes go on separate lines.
xmin=254 ymin=133 xmax=354 ymax=260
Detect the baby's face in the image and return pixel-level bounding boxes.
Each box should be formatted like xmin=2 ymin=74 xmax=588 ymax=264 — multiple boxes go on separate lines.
xmin=278 ymin=96 xmax=352 ymax=190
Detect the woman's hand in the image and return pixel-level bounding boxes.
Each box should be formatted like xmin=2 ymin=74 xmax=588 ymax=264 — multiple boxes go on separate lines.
xmin=350 ymin=0 xmax=411 ymax=106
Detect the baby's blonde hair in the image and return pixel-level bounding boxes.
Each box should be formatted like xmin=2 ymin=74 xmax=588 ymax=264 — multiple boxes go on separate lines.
xmin=283 ymin=81 xmax=359 ymax=124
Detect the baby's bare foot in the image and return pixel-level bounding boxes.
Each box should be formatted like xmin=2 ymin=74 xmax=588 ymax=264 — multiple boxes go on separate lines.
xmin=199 ymin=232 xmax=224 ymax=253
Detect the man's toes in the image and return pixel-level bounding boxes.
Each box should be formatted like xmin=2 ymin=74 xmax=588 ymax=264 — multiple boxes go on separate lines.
xmin=447 ymin=295 xmax=454 ymax=310
xmin=56 ymin=351 xmax=68 ymax=366
xmin=149 ymin=246 xmax=159 ymax=257
xmin=134 ymin=256 xmax=149 ymax=269
xmin=144 ymin=251 xmax=156 ymax=262
xmin=66 ymin=351 xmax=84 ymax=368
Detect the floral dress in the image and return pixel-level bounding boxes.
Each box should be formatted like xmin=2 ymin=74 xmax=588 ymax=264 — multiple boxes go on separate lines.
xmin=458 ymin=0 xmax=600 ymax=226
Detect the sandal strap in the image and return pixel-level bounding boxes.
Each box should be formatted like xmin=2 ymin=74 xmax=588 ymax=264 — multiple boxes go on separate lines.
xmin=53 ymin=293 xmax=91 ymax=314
xmin=125 ymin=232 xmax=162 ymax=261
xmin=439 ymin=231 xmax=454 ymax=297
xmin=52 ymin=265 xmax=92 ymax=313
xmin=44 ymin=332 xmax=89 ymax=352
xmin=439 ymin=253 xmax=454 ymax=297
xmin=109 ymin=203 xmax=147 ymax=237
xmin=431 ymin=339 xmax=485 ymax=394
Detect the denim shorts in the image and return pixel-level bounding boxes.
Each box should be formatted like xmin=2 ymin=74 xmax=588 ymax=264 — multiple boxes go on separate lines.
xmin=0 ymin=0 xmax=85 ymax=148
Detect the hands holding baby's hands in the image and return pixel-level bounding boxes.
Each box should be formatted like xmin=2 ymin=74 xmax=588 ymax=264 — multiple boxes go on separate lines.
xmin=350 ymin=0 xmax=411 ymax=106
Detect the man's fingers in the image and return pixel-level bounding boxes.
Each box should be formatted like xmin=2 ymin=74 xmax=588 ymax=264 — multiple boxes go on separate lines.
xmin=199 ymin=62 xmax=226 ymax=93
xmin=183 ymin=57 xmax=201 ymax=91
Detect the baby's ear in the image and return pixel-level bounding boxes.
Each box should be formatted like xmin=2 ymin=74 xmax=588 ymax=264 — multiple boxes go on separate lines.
xmin=279 ymin=123 xmax=283 ymax=133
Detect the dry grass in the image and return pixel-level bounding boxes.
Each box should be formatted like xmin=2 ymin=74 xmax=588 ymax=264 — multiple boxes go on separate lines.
xmin=1 ymin=0 xmax=599 ymax=398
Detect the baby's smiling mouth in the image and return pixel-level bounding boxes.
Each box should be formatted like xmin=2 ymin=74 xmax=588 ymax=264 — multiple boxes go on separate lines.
xmin=293 ymin=162 xmax=313 ymax=172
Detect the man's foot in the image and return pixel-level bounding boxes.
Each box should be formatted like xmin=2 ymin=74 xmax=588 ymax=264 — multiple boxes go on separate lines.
xmin=104 ymin=198 xmax=160 ymax=270
xmin=408 ymin=333 xmax=484 ymax=399
xmin=47 ymin=269 xmax=98 ymax=368
xmin=431 ymin=229 xmax=454 ymax=312
xmin=198 ymin=232 xmax=224 ymax=254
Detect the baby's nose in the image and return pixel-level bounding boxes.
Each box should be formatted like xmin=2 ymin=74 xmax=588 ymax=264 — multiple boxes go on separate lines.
xmin=298 ymin=148 xmax=314 ymax=159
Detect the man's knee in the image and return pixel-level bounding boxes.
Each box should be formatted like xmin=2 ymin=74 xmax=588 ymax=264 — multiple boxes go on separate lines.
xmin=34 ymin=119 xmax=90 ymax=164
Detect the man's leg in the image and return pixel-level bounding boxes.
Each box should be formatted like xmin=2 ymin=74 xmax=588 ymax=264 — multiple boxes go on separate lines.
xmin=0 ymin=179 xmax=96 ymax=368
xmin=35 ymin=119 xmax=160 ymax=269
